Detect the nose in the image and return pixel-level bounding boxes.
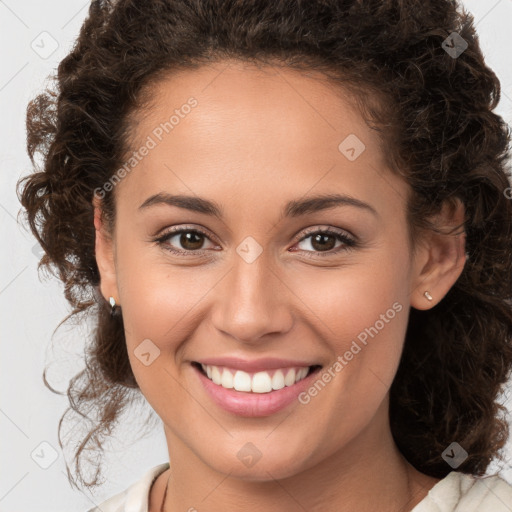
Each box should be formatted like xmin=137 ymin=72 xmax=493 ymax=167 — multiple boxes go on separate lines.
xmin=210 ymin=253 xmax=294 ymax=344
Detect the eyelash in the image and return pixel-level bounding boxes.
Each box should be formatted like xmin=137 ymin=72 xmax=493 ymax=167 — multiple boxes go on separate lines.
xmin=153 ymin=225 xmax=358 ymax=258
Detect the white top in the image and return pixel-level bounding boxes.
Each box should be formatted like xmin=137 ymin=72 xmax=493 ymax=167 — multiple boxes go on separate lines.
xmin=86 ymin=463 xmax=512 ymax=512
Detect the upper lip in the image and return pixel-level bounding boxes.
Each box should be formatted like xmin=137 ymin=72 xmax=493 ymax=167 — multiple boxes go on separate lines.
xmin=194 ymin=357 xmax=321 ymax=373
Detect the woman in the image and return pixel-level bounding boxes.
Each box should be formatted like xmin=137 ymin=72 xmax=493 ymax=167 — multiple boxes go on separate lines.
xmin=17 ymin=0 xmax=512 ymax=510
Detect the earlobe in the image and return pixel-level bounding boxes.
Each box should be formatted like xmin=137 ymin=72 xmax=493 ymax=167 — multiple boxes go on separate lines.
xmin=92 ymin=196 xmax=119 ymax=307
xmin=410 ymin=198 xmax=466 ymax=310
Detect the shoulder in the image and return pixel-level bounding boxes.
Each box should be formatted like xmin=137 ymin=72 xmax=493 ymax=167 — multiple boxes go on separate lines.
xmin=412 ymin=470 xmax=512 ymax=512
xmin=84 ymin=462 xmax=170 ymax=512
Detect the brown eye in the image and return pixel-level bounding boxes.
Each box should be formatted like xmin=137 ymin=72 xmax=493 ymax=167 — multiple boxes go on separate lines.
xmin=155 ymin=228 xmax=216 ymax=255
xmin=293 ymin=228 xmax=357 ymax=258
xmin=305 ymin=232 xmax=338 ymax=252
xmin=175 ymin=231 xmax=205 ymax=251
xmin=154 ymin=226 xmax=357 ymax=258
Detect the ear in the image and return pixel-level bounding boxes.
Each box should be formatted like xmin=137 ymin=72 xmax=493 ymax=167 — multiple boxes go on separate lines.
xmin=93 ymin=195 xmax=120 ymax=306
xmin=410 ymin=197 xmax=466 ymax=310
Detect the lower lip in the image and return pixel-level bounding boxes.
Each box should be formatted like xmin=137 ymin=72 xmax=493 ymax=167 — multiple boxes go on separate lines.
xmin=192 ymin=363 xmax=322 ymax=417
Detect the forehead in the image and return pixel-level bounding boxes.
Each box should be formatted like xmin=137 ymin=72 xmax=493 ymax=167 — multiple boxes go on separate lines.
xmin=117 ymin=60 xmax=409 ymax=220
xmin=139 ymin=60 xmax=375 ymax=151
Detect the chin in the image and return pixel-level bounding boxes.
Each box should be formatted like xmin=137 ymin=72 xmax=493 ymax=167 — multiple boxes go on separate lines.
xmin=198 ymin=439 xmax=320 ymax=482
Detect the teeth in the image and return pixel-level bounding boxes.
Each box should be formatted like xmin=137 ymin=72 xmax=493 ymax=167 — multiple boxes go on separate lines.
xmin=211 ymin=366 xmax=222 ymax=385
xmin=233 ymin=370 xmax=252 ymax=392
xmin=284 ymin=368 xmax=296 ymax=386
xmin=221 ymin=368 xmax=234 ymax=389
xmin=199 ymin=364 xmax=311 ymax=393
xmin=296 ymin=367 xmax=309 ymax=381
xmin=271 ymin=370 xmax=285 ymax=390
xmin=252 ymin=371 xmax=272 ymax=393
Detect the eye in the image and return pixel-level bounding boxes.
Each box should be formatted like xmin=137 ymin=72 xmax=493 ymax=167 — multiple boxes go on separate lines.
xmin=152 ymin=225 xmax=357 ymax=257
xmin=153 ymin=226 xmax=217 ymax=256
xmin=291 ymin=226 xmax=357 ymax=258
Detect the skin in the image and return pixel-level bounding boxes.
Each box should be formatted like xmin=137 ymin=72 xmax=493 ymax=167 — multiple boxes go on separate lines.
xmin=93 ymin=59 xmax=466 ymax=512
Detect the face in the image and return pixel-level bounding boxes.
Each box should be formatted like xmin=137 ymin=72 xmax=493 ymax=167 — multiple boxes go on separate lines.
xmin=94 ymin=60 xmax=465 ymax=481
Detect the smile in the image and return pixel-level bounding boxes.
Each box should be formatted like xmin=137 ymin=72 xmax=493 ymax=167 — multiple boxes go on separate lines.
xmin=191 ymin=362 xmax=323 ymax=417
xmin=197 ymin=363 xmax=318 ymax=393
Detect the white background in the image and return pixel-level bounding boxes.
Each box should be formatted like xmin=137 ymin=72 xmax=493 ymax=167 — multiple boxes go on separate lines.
xmin=1 ymin=1 xmax=512 ymax=510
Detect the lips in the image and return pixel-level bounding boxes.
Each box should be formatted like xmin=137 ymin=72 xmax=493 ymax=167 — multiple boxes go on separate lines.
xmin=191 ymin=361 xmax=323 ymax=417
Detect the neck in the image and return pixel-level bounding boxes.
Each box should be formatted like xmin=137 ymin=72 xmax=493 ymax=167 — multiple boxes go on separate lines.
xmin=157 ymin=404 xmax=439 ymax=512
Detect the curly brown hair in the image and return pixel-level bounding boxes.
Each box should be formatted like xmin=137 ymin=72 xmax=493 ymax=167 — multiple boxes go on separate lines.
xmin=16 ymin=0 xmax=512 ymax=490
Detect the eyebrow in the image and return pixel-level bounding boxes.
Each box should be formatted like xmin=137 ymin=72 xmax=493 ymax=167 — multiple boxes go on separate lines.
xmin=138 ymin=192 xmax=379 ymax=219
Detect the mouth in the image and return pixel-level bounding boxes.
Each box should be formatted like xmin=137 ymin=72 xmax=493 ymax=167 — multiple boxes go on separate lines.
xmin=191 ymin=361 xmax=322 ymax=394
xmin=191 ymin=360 xmax=324 ymax=417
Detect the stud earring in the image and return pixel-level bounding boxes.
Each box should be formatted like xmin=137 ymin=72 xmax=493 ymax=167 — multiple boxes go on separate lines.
xmin=109 ymin=296 xmax=117 ymax=316
xmin=424 ymin=291 xmax=433 ymax=301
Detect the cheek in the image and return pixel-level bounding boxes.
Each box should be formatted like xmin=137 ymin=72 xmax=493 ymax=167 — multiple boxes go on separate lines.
xmin=116 ymin=253 xmax=231 ymax=409
xmin=294 ymin=252 xmax=410 ymax=388
xmin=296 ymin=249 xmax=407 ymax=326
xmin=117 ymin=257 xmax=200 ymax=411
xmin=115 ymin=236 xmax=210 ymax=341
